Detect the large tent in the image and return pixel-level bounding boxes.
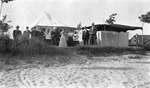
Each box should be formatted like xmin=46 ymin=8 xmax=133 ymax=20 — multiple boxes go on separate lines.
xmin=33 ymin=12 xmax=65 ymax=27
xmin=84 ymin=24 xmax=143 ymax=47
xmin=86 ymin=24 xmax=143 ymax=32
xmin=31 ymin=12 xmax=76 ymax=32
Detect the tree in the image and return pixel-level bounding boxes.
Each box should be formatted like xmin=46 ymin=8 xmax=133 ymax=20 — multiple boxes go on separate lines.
xmin=105 ymin=13 xmax=117 ymax=24
xmin=0 ymin=0 xmax=13 ymax=33
xmin=138 ymin=11 xmax=150 ymax=32
xmin=0 ymin=15 xmax=12 ymax=32
xmin=138 ymin=11 xmax=150 ymax=47
xmin=0 ymin=0 xmax=13 ymax=17
xmin=139 ymin=11 xmax=150 ymax=24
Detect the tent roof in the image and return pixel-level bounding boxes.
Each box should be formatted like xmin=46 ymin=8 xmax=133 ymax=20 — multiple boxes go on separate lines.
xmin=33 ymin=25 xmax=76 ymax=32
xmin=33 ymin=12 xmax=65 ymax=27
xmin=86 ymin=24 xmax=143 ymax=32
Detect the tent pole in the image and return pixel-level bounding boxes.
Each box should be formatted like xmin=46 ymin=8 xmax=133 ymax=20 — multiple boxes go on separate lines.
xmin=142 ymin=23 xmax=144 ymax=48
xmin=0 ymin=1 xmax=3 ymax=19
xmin=142 ymin=29 xmax=143 ymax=47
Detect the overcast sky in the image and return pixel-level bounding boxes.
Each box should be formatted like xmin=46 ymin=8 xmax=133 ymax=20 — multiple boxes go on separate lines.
xmin=2 ymin=0 xmax=150 ymax=37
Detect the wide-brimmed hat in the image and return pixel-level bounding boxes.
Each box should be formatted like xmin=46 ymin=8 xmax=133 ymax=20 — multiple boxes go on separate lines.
xmin=26 ymin=26 xmax=29 ymax=29
xmin=16 ymin=25 xmax=20 ymax=28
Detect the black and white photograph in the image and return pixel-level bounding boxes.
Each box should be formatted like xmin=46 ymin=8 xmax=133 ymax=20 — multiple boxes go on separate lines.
xmin=0 ymin=0 xmax=149 ymax=88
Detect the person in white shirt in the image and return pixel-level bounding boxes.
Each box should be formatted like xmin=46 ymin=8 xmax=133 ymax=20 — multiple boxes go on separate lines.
xmin=73 ymin=31 xmax=79 ymax=46
xmin=96 ymin=31 xmax=101 ymax=45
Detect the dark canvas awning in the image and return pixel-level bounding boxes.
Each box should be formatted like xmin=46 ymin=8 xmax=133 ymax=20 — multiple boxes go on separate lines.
xmin=86 ymin=24 xmax=143 ymax=32
xmin=32 ymin=25 xmax=76 ymax=32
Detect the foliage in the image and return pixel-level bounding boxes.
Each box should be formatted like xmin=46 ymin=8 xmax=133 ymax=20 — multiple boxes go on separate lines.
xmin=76 ymin=46 xmax=146 ymax=56
xmin=0 ymin=0 xmax=14 ymax=32
xmin=105 ymin=13 xmax=117 ymax=24
xmin=0 ymin=34 xmax=12 ymax=53
xmin=0 ymin=15 xmax=12 ymax=32
xmin=1 ymin=0 xmax=13 ymax=3
xmin=139 ymin=11 xmax=150 ymax=23
xmin=9 ymin=37 xmax=75 ymax=56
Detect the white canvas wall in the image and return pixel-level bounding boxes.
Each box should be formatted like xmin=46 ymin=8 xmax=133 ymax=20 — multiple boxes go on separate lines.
xmin=101 ymin=31 xmax=118 ymax=47
xmin=96 ymin=31 xmax=102 ymax=46
xmin=101 ymin=31 xmax=128 ymax=47
xmin=118 ymin=32 xmax=129 ymax=47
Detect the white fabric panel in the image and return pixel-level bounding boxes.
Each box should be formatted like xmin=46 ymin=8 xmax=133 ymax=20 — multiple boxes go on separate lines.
xmin=101 ymin=31 xmax=128 ymax=47
xmin=78 ymin=30 xmax=83 ymax=42
xmin=101 ymin=31 xmax=118 ymax=47
xmin=96 ymin=31 xmax=102 ymax=41
xmin=96 ymin=31 xmax=102 ymax=45
xmin=118 ymin=32 xmax=129 ymax=47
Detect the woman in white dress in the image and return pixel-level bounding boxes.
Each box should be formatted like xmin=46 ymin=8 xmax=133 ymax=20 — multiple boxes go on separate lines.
xmin=59 ymin=30 xmax=67 ymax=47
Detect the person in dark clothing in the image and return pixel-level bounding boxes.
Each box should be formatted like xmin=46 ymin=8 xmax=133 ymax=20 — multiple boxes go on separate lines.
xmin=23 ymin=26 xmax=31 ymax=39
xmin=13 ymin=25 xmax=22 ymax=41
xmin=22 ymin=26 xmax=31 ymax=45
xmin=51 ymin=30 xmax=56 ymax=45
xmin=38 ymin=28 xmax=45 ymax=40
xmin=31 ymin=28 xmax=45 ymax=41
xmin=51 ymin=27 xmax=61 ymax=46
xmin=82 ymin=26 xmax=89 ymax=45
xmin=31 ymin=29 xmax=36 ymax=38
xmin=89 ymin=23 xmax=97 ymax=45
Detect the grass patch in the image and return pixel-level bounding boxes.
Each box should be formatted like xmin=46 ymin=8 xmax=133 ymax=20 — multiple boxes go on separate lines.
xmin=0 ymin=35 xmax=148 ymax=69
xmin=75 ymin=46 xmax=146 ymax=57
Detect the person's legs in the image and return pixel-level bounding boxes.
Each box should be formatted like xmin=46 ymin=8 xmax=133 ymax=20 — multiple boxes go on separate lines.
xmin=90 ymin=35 xmax=94 ymax=45
xmin=52 ymin=38 xmax=55 ymax=45
xmin=83 ymin=39 xmax=86 ymax=45
xmin=86 ymin=39 xmax=89 ymax=45
xmin=85 ymin=40 xmax=87 ymax=45
xmin=93 ymin=38 xmax=96 ymax=45
xmin=92 ymin=38 xmax=94 ymax=45
xmin=90 ymin=38 xmax=92 ymax=45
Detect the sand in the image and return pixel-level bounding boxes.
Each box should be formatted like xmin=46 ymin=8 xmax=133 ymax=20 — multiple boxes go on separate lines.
xmin=0 ymin=54 xmax=150 ymax=88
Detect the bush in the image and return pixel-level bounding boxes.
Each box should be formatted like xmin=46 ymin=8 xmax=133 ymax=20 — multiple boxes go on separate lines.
xmin=10 ymin=37 xmax=75 ymax=56
xmin=75 ymin=46 xmax=146 ymax=56
xmin=0 ymin=34 xmax=12 ymax=53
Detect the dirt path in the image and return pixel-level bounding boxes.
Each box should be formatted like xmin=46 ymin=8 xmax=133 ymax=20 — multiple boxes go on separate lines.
xmin=0 ymin=54 xmax=150 ymax=88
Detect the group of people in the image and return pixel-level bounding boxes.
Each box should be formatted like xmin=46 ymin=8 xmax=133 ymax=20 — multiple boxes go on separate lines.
xmin=12 ymin=22 xmax=100 ymax=48
xmin=50 ymin=27 xmax=67 ymax=47
xmin=12 ymin=25 xmax=68 ymax=48
xmin=13 ymin=26 xmax=31 ymax=41
xmin=82 ymin=23 xmax=98 ymax=45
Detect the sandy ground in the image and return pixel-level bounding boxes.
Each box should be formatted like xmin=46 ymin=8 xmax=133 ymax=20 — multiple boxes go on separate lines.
xmin=0 ymin=54 xmax=150 ymax=88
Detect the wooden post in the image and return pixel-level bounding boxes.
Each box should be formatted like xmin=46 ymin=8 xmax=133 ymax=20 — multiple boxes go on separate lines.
xmin=0 ymin=1 xmax=3 ymax=19
xmin=142 ymin=23 xmax=144 ymax=47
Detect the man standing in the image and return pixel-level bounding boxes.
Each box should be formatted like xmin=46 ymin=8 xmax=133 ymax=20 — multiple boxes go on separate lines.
xmin=73 ymin=31 xmax=79 ymax=46
xmin=22 ymin=26 xmax=31 ymax=44
xmin=13 ymin=25 xmax=22 ymax=41
xmin=82 ymin=27 xmax=89 ymax=45
xmin=23 ymin=26 xmax=31 ymax=39
xmin=44 ymin=29 xmax=52 ymax=44
xmin=89 ymin=23 xmax=97 ymax=45
xmin=51 ymin=27 xmax=61 ymax=46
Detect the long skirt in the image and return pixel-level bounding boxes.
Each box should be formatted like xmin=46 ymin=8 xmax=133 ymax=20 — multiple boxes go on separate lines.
xmin=59 ymin=35 xmax=67 ymax=48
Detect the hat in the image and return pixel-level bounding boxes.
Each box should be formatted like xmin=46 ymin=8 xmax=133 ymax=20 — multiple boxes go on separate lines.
xmin=26 ymin=26 xmax=29 ymax=29
xmin=16 ymin=25 xmax=20 ymax=28
xmin=92 ymin=22 xmax=95 ymax=26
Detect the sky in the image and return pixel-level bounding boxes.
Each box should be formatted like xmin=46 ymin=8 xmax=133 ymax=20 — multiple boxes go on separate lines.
xmin=2 ymin=0 xmax=150 ymax=38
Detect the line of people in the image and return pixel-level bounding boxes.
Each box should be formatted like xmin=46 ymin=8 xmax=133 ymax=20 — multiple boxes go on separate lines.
xmin=13 ymin=26 xmax=49 ymax=42
xmin=12 ymin=23 xmax=100 ymax=48
xmin=13 ymin=25 xmax=68 ymax=48
xmin=82 ymin=23 xmax=97 ymax=45
xmin=13 ymin=26 xmax=31 ymax=41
